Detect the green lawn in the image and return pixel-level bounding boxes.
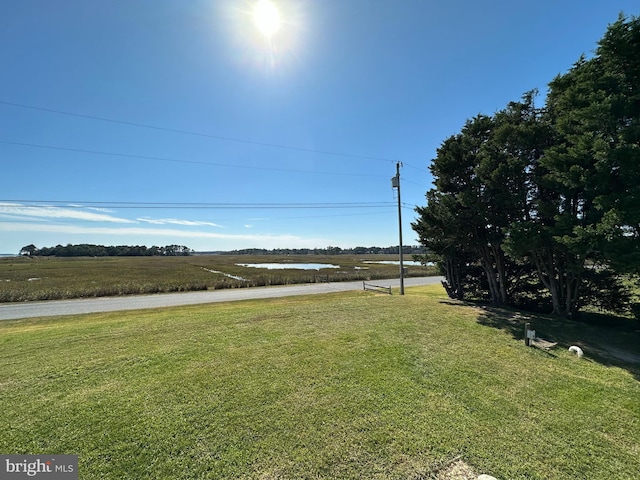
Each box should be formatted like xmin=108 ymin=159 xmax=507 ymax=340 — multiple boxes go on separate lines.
xmin=1 ymin=285 xmax=638 ymax=479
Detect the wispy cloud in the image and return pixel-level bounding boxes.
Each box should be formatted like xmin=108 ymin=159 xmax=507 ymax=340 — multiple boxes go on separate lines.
xmin=0 ymin=222 xmax=327 ymax=246
xmin=136 ymin=217 xmax=223 ymax=228
xmin=0 ymin=203 xmax=226 ymax=228
xmin=0 ymin=203 xmax=134 ymax=223
xmin=0 ymin=204 xmax=332 ymax=250
xmin=68 ymin=204 xmax=116 ymax=214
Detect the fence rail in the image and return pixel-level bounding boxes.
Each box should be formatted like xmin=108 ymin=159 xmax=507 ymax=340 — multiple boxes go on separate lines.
xmin=363 ymin=281 xmax=392 ymax=295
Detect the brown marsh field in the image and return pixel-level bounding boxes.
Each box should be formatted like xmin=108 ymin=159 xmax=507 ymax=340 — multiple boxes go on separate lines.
xmin=0 ymin=254 xmax=438 ymax=302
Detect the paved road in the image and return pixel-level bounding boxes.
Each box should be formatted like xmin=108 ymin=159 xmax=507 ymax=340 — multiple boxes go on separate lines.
xmin=0 ymin=276 xmax=444 ymax=321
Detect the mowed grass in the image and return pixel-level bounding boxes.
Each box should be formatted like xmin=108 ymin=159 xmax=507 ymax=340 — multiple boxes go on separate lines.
xmin=0 ymin=255 xmax=436 ymax=302
xmin=1 ymin=285 xmax=639 ymax=479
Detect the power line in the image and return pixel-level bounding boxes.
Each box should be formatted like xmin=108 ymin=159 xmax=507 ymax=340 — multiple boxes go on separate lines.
xmin=0 ymin=140 xmax=388 ymax=178
xmin=400 ymin=177 xmax=430 ymax=188
xmin=0 ymin=201 xmax=398 ymax=224
xmin=403 ymin=161 xmax=430 ymax=174
xmin=254 ymin=209 xmax=396 ymax=220
xmin=0 ymin=200 xmax=396 ymax=209
xmin=0 ymin=100 xmax=397 ymax=163
xmin=0 ymin=209 xmax=396 ymax=224
xmin=0 ymin=100 xmax=435 ymax=181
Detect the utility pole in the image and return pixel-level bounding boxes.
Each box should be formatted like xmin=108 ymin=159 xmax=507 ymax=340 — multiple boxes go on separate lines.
xmin=391 ymin=162 xmax=404 ymax=295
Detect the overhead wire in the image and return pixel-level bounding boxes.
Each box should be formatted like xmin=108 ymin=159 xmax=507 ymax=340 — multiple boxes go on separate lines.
xmin=0 ymin=100 xmax=397 ymax=164
xmin=0 ymin=100 xmax=429 ymax=229
xmin=0 ymin=199 xmax=396 ymax=209
xmin=0 ymin=140 xmax=388 ymax=178
xmin=0 ymin=100 xmax=435 ymax=193
xmin=400 ymin=177 xmax=430 ymax=188
xmin=0 ymin=209 xmax=397 ymax=224
xmin=0 ymin=200 xmax=398 ymax=224
xmin=402 ymin=161 xmax=430 ymax=174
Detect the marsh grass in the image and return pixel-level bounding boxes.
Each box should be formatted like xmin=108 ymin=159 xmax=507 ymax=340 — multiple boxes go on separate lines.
xmin=0 ymin=254 xmax=437 ymax=302
xmin=0 ymin=285 xmax=638 ymax=479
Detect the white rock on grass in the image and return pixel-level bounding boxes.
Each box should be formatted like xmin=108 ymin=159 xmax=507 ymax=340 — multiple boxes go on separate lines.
xmin=568 ymin=345 xmax=584 ymax=358
xmin=478 ymin=475 xmax=498 ymax=480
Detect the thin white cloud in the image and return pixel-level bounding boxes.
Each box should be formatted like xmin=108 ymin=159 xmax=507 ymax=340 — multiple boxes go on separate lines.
xmin=0 ymin=203 xmax=135 ymax=224
xmin=69 ymin=205 xmax=116 ymax=214
xmin=0 ymin=205 xmax=335 ymax=251
xmin=0 ymin=204 xmax=223 ymax=229
xmin=0 ymin=221 xmax=327 ymax=245
xmin=136 ymin=217 xmax=224 ymax=228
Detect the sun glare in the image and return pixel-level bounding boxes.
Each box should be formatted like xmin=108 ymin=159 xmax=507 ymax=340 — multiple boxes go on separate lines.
xmin=253 ymin=0 xmax=281 ymax=37
xmin=224 ymin=0 xmax=302 ymax=73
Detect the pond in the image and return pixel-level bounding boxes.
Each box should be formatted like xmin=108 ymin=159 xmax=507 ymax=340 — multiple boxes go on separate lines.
xmin=236 ymin=263 xmax=340 ymax=270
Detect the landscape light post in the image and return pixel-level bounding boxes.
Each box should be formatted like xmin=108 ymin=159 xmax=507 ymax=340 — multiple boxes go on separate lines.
xmin=391 ymin=162 xmax=404 ymax=295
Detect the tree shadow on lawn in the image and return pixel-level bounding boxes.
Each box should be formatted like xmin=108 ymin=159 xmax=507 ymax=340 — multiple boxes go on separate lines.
xmin=439 ymin=298 xmax=640 ymax=381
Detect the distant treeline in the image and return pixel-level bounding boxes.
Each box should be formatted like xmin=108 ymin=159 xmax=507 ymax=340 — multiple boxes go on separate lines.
xmin=19 ymin=244 xmax=424 ymax=257
xmin=210 ymin=246 xmax=425 ymax=255
xmin=20 ymin=244 xmax=193 ymax=257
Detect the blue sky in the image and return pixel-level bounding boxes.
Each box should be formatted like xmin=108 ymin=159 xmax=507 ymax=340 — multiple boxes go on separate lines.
xmin=1 ymin=1 xmax=637 ymax=253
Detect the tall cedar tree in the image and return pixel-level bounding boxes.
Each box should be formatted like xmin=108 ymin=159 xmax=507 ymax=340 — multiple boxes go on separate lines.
xmin=414 ymin=14 xmax=640 ymax=317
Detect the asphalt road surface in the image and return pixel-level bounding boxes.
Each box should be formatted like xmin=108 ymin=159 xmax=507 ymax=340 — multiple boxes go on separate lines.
xmin=0 ymin=276 xmax=444 ymax=321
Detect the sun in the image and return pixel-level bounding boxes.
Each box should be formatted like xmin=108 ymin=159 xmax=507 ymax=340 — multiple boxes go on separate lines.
xmin=253 ymin=0 xmax=281 ymax=37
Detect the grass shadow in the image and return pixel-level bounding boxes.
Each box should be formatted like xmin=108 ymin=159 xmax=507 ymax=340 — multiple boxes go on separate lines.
xmin=440 ymin=298 xmax=640 ymax=381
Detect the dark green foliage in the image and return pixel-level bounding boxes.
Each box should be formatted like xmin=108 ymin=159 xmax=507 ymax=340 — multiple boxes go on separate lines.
xmin=579 ymin=268 xmax=632 ymax=315
xmin=21 ymin=243 xmax=193 ymax=257
xmin=222 ymin=245 xmax=424 ymax=255
xmin=414 ymin=14 xmax=640 ymax=318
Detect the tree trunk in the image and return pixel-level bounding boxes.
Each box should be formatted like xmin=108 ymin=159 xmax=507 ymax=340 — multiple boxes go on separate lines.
xmin=533 ymin=249 xmax=583 ymax=317
xmin=443 ymin=257 xmax=465 ymax=300
xmin=493 ymin=245 xmax=509 ymax=305
xmin=479 ymin=244 xmax=508 ymax=305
